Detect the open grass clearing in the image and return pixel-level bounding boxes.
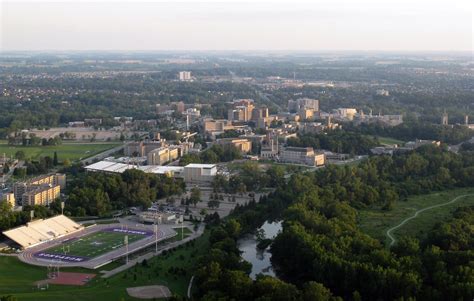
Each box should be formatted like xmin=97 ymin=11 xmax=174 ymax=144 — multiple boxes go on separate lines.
xmin=358 ymin=187 xmax=474 ymax=246
xmin=0 ymin=142 xmax=120 ymax=163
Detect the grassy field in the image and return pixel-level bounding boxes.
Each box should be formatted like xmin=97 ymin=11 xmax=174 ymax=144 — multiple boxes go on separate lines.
xmin=0 ymin=230 xmax=210 ymax=300
xmin=358 ymin=188 xmax=474 ymax=246
xmin=363 ymin=135 xmax=404 ymax=146
xmin=44 ymin=231 xmax=146 ymax=258
xmin=170 ymin=227 xmax=193 ymax=242
xmin=0 ymin=142 xmax=121 ymax=163
xmin=376 ymin=136 xmax=404 ymax=145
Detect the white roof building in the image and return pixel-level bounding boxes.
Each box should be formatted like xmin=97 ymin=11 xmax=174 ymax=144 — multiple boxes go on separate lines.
xmin=85 ymin=161 xmax=216 ymax=183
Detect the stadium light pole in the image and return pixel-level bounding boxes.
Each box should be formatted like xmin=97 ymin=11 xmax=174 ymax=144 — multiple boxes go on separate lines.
xmin=154 ymin=224 xmax=158 ymax=254
xmin=124 ymin=235 xmax=129 ymax=265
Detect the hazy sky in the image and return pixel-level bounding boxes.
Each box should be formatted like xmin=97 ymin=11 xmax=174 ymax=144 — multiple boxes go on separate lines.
xmin=1 ymin=0 xmax=472 ymax=51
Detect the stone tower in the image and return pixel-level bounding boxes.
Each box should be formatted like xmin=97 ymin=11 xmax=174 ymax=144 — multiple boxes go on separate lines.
xmin=441 ymin=111 xmax=448 ymax=125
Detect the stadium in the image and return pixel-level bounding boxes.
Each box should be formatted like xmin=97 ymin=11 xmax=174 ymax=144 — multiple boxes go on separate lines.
xmin=3 ymin=215 xmax=176 ymax=269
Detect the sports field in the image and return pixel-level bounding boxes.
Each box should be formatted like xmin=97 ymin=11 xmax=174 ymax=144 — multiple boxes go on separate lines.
xmin=0 ymin=142 xmax=120 ymax=163
xmin=40 ymin=229 xmax=150 ymax=260
xmin=0 ymin=228 xmax=209 ymax=300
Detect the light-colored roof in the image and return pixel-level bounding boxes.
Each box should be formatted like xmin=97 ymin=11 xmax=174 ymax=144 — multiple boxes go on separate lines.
xmin=85 ymin=161 xmax=138 ymax=173
xmin=138 ymin=166 xmax=183 ymax=174
xmin=185 ymin=163 xmax=216 ymax=169
xmin=3 ymin=215 xmax=83 ymax=249
xmin=85 ymin=161 xmax=186 ymax=175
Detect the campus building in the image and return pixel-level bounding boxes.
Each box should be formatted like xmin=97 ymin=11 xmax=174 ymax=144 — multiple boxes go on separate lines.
xmin=124 ymin=141 xmax=164 ymax=157
xmin=13 ymin=173 xmax=66 ymax=204
xmin=85 ymin=161 xmax=217 ymax=183
xmin=22 ymin=184 xmax=60 ymax=206
xmin=288 ymin=98 xmax=319 ymax=112
xmin=1 ymin=192 xmax=15 ymax=208
xmin=228 ymin=99 xmax=255 ymax=122
xmin=183 ymin=163 xmax=217 ymax=183
xmin=280 ymin=147 xmax=325 ymax=166
xmin=147 ymin=146 xmax=180 ymax=165
xmin=216 ymin=138 xmax=252 ymax=153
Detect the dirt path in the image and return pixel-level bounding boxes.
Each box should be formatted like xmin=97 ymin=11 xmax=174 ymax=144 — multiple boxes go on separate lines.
xmin=386 ymin=194 xmax=474 ymax=247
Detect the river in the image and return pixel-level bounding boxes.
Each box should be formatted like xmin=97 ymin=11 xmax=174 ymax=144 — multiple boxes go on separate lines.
xmin=238 ymin=220 xmax=282 ymax=279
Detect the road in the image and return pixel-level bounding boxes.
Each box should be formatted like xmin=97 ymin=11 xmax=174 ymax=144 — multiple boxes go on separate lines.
xmin=0 ymin=160 xmax=23 ymax=187
xmin=386 ymin=193 xmax=474 ymax=247
xmin=80 ymin=142 xmax=127 ymax=165
xmin=447 ymin=135 xmax=474 ymax=153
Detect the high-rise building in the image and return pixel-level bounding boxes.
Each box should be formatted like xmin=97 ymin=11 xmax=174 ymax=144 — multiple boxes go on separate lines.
xmin=13 ymin=173 xmax=66 ymax=203
xmin=22 ymin=185 xmax=60 ymax=206
xmin=184 ymin=108 xmax=201 ymax=129
xmin=178 ymin=71 xmax=191 ymax=81
xmin=288 ymin=98 xmax=319 ymax=112
xmin=171 ymin=101 xmax=186 ymax=113
xmin=228 ymin=99 xmax=255 ymax=122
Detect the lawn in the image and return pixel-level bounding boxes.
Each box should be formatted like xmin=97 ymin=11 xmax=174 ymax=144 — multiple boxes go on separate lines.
xmin=0 ymin=142 xmax=121 ymax=163
xmin=170 ymin=227 xmax=193 ymax=242
xmin=0 ymin=230 xmax=210 ymax=300
xmin=363 ymin=135 xmax=404 ymax=146
xmin=376 ymin=136 xmax=404 ymax=145
xmin=44 ymin=230 xmax=147 ymax=259
xmin=358 ymin=187 xmax=474 ymax=246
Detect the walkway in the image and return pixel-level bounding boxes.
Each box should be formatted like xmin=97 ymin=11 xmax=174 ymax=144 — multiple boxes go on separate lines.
xmin=187 ymin=275 xmax=195 ymax=298
xmin=386 ymin=194 xmax=474 ymax=246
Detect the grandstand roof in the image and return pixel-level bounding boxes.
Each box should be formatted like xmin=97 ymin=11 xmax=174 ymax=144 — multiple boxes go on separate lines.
xmin=3 ymin=215 xmax=84 ymax=249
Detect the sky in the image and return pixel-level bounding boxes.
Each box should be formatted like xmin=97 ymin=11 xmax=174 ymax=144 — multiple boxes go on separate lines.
xmin=0 ymin=0 xmax=472 ymax=52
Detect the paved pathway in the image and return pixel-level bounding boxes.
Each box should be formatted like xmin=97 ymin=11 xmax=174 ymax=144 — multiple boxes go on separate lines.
xmin=187 ymin=275 xmax=195 ymax=298
xmin=80 ymin=142 xmax=127 ymax=164
xmin=386 ymin=194 xmax=474 ymax=246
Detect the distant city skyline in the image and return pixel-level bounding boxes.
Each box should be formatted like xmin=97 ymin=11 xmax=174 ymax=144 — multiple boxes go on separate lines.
xmin=1 ymin=0 xmax=472 ymax=52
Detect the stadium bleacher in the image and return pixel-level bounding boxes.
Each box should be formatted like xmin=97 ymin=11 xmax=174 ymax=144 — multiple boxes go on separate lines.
xmin=3 ymin=215 xmax=84 ymax=249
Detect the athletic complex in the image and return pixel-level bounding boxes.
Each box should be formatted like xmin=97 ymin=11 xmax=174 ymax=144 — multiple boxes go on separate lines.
xmin=3 ymin=215 xmax=176 ymax=269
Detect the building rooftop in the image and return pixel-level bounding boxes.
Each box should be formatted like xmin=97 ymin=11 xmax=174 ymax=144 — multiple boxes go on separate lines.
xmin=185 ymin=163 xmax=216 ymax=169
xmin=284 ymin=147 xmax=314 ymax=152
xmin=138 ymin=166 xmax=184 ymax=174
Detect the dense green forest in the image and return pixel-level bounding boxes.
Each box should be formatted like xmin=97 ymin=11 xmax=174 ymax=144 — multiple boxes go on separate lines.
xmin=179 ymin=144 xmax=243 ymax=165
xmin=287 ymin=130 xmax=378 ymax=155
xmin=193 ymin=146 xmax=474 ymax=300
xmin=66 ymin=169 xmax=185 ymax=216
